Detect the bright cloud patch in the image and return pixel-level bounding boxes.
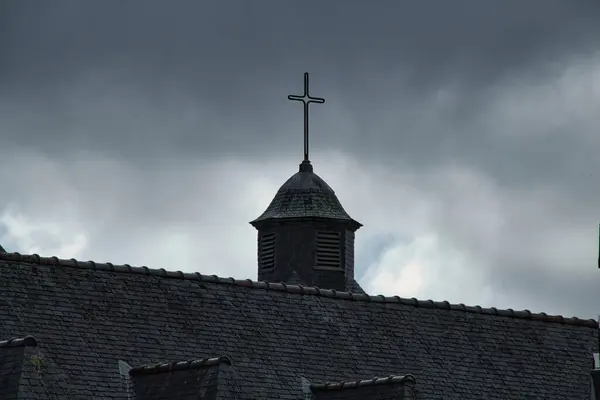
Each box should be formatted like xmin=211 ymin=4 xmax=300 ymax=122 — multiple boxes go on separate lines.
xmin=0 ymin=206 xmax=88 ymax=257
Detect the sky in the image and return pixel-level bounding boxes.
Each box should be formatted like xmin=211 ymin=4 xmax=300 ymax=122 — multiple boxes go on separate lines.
xmin=1 ymin=0 xmax=600 ymax=318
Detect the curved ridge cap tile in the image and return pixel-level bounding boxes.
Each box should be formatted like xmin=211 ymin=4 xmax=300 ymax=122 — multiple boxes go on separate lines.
xmin=0 ymin=335 xmax=38 ymax=348
xmin=2 ymin=251 xmax=596 ymax=328
xmin=336 ymin=291 xmax=353 ymax=300
xmin=129 ymin=356 xmax=231 ymax=376
xmin=311 ymin=375 xmax=415 ymax=391
xmin=267 ymin=282 xmax=286 ymax=291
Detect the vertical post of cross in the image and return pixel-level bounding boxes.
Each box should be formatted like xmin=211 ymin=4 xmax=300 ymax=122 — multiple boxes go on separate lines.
xmin=287 ymin=72 xmax=325 ymax=163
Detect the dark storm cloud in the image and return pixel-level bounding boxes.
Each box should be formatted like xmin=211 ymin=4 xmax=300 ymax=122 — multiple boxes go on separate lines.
xmin=1 ymin=0 xmax=599 ymax=162
xmin=3 ymin=1 xmax=598 ymax=85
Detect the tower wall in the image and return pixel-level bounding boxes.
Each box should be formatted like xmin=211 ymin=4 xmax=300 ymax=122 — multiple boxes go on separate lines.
xmin=255 ymin=219 xmax=356 ymax=291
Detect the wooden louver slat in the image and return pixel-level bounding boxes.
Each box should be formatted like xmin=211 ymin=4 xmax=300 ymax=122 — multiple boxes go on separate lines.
xmin=316 ymin=231 xmax=341 ymax=269
xmin=259 ymin=232 xmax=276 ymax=270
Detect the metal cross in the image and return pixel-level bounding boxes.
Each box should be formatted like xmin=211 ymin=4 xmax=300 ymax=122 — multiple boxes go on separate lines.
xmin=287 ymin=72 xmax=325 ymax=162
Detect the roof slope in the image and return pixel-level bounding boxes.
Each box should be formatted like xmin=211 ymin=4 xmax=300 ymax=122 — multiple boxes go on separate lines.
xmin=0 ymin=253 xmax=597 ymax=399
xmin=592 ymin=370 xmax=600 ymax=400
xmin=251 ymin=162 xmax=361 ymax=228
xmin=310 ymin=375 xmax=416 ymax=400
xmin=285 ymin=270 xmax=366 ymax=295
xmin=0 ymin=335 xmax=64 ymax=400
xmin=128 ymin=357 xmax=241 ymax=400
xmin=0 ymin=336 xmax=37 ymax=400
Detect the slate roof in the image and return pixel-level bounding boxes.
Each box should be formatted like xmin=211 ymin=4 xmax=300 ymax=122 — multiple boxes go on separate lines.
xmin=592 ymin=370 xmax=600 ymax=400
xmin=0 ymin=336 xmax=38 ymax=348
xmin=592 ymin=356 xmax=600 ymax=400
xmin=310 ymin=375 xmax=416 ymax=391
xmin=251 ymin=161 xmax=362 ymax=229
xmin=310 ymin=375 xmax=416 ymax=400
xmin=128 ymin=356 xmax=241 ymax=400
xmin=0 ymin=335 xmax=61 ymax=400
xmin=0 ymin=252 xmax=597 ymax=399
xmin=0 ymin=336 xmax=38 ymax=400
xmin=285 ymin=270 xmax=366 ymax=294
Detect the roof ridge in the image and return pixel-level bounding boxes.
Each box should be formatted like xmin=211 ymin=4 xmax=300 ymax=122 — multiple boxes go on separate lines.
xmin=0 ymin=335 xmax=37 ymax=348
xmin=129 ymin=356 xmax=231 ymax=376
xmin=311 ymin=375 xmax=415 ymax=391
xmin=1 ymin=252 xmax=596 ymax=328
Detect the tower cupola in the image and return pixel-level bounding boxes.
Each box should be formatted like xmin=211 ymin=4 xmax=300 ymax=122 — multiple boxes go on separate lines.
xmin=250 ymin=73 xmax=364 ymax=292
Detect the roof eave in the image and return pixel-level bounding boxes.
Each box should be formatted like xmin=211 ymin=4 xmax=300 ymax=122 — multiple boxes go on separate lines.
xmin=249 ymin=216 xmax=362 ymax=231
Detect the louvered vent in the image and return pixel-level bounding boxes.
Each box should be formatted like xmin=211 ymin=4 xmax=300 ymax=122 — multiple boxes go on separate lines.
xmin=315 ymin=231 xmax=342 ymax=269
xmin=259 ymin=232 xmax=276 ymax=270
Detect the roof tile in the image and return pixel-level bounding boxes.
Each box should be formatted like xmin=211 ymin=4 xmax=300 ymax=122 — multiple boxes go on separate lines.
xmin=311 ymin=375 xmax=416 ymax=391
xmin=129 ymin=356 xmax=232 ymax=376
xmin=0 ymin=336 xmax=37 ymax=348
xmin=0 ymin=252 xmax=593 ymax=328
xmin=250 ymin=163 xmax=361 ymax=228
xmin=0 ymin=252 xmax=597 ymax=399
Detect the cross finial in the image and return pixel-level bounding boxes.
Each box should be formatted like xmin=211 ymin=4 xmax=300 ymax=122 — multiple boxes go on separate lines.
xmin=287 ymin=72 xmax=325 ymax=164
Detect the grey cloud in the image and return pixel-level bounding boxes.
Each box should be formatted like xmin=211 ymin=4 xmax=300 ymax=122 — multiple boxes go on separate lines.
xmin=3 ymin=1 xmax=598 ymax=85
xmin=2 ymin=1 xmax=599 ymax=161
xmin=1 ymin=1 xmax=600 ymax=319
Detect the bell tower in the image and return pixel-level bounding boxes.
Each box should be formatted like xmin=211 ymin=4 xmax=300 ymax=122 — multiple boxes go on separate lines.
xmin=250 ymin=73 xmax=364 ymax=293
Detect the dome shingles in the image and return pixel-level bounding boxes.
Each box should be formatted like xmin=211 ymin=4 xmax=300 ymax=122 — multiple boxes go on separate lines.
xmin=251 ymin=161 xmax=361 ymax=228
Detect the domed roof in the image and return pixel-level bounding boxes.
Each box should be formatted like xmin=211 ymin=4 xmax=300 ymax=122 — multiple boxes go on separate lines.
xmin=250 ymin=161 xmax=361 ymax=229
